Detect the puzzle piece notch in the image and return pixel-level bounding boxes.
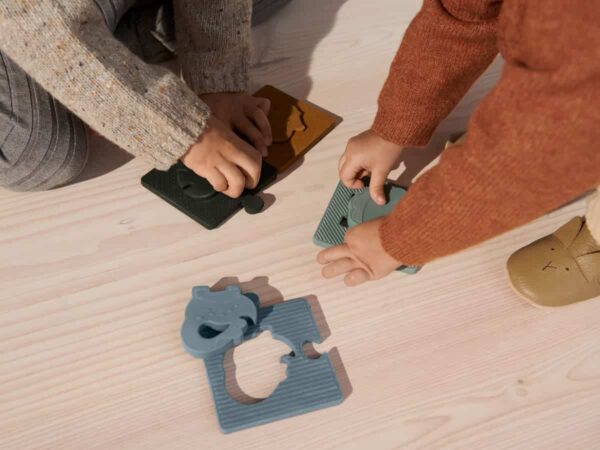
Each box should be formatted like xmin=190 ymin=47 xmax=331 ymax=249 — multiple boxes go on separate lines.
xmin=181 ymin=286 xmax=344 ymax=433
xmin=313 ymin=181 xmax=420 ymax=275
xmin=240 ymin=195 xmax=264 ymax=215
xmin=271 ymin=103 xmax=307 ymax=144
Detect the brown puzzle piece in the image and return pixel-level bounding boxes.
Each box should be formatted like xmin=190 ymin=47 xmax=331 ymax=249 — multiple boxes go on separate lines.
xmin=254 ymin=85 xmax=339 ymax=173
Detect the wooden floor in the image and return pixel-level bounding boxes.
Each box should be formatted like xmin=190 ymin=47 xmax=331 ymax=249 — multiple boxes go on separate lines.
xmin=2 ymin=1 xmax=599 ymax=448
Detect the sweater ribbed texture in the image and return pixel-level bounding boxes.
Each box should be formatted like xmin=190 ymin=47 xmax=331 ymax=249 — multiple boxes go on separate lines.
xmin=372 ymin=0 xmax=600 ymax=265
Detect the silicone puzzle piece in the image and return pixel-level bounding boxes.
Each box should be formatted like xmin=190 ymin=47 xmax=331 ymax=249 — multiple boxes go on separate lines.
xmin=141 ymin=161 xmax=277 ymax=229
xmin=254 ymin=85 xmax=340 ymax=173
xmin=313 ymin=182 xmax=420 ymax=274
xmin=181 ymin=285 xmax=344 ymax=433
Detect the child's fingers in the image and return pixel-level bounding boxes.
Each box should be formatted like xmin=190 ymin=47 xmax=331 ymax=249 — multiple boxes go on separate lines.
xmin=204 ymin=168 xmax=228 ymax=193
xmin=338 ymin=154 xmax=347 ymax=173
xmin=344 ymin=268 xmax=370 ymax=286
xmin=339 ymin=160 xmax=365 ymax=189
xmin=217 ymin=162 xmax=247 ymax=198
xmin=317 ymin=244 xmax=351 ymax=265
xmin=249 ymin=107 xmax=272 ymax=146
xmin=237 ymin=117 xmax=268 ymax=155
xmin=369 ymin=170 xmax=388 ymax=205
xmin=226 ymin=137 xmax=262 ymax=188
xmin=254 ymin=97 xmax=271 ymax=115
xmin=321 ymin=257 xmax=358 ymax=279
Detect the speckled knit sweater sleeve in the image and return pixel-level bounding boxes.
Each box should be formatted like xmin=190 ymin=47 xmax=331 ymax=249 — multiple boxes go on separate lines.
xmin=373 ymin=0 xmax=600 ymax=265
xmin=175 ymin=0 xmax=251 ymax=94
xmin=0 ymin=1 xmax=250 ymax=169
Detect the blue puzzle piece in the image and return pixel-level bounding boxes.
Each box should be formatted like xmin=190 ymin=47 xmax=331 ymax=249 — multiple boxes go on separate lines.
xmin=181 ymin=286 xmax=258 ymax=359
xmin=181 ymin=286 xmax=344 ymax=433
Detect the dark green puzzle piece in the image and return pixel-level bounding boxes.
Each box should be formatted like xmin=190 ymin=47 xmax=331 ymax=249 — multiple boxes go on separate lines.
xmin=141 ymin=161 xmax=277 ymax=229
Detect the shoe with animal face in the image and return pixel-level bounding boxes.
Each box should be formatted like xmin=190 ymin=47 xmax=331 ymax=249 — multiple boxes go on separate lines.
xmin=507 ymin=217 xmax=600 ymax=307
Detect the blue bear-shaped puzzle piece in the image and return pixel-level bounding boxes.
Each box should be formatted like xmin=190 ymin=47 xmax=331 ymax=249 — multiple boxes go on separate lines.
xmin=181 ymin=286 xmax=258 ymax=359
xmin=181 ymin=286 xmax=344 ymax=433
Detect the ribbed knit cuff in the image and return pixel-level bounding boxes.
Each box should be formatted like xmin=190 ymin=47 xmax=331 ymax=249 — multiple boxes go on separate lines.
xmin=143 ymin=106 xmax=209 ymax=171
xmin=371 ymin=108 xmax=437 ymax=148
xmin=140 ymin=87 xmax=211 ymax=171
xmin=181 ymin=54 xmax=249 ymax=95
xmin=378 ymin=211 xmax=431 ymax=267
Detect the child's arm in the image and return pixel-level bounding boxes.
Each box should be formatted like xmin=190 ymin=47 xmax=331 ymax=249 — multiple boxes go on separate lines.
xmin=339 ymin=0 xmax=500 ymax=204
xmin=174 ymin=0 xmax=273 ymax=156
xmin=372 ymin=0 xmax=500 ymax=146
xmin=0 ymin=1 xmax=208 ymax=170
xmin=380 ymin=46 xmax=600 ymax=265
xmin=321 ymin=0 xmax=600 ymax=285
xmin=174 ymin=0 xmax=251 ymax=95
xmin=0 ymin=1 xmax=264 ymax=197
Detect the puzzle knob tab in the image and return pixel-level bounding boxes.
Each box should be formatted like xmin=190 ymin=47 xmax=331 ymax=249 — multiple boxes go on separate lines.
xmin=347 ymin=184 xmax=407 ymax=228
xmin=241 ymin=195 xmax=265 ymax=214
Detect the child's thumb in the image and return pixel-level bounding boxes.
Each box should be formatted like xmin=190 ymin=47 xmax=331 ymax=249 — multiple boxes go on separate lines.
xmin=369 ymin=171 xmax=387 ymax=205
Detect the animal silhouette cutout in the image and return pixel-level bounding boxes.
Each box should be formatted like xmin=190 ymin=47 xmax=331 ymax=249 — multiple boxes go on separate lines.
xmin=271 ymin=103 xmax=307 ymax=144
xmin=254 ymin=85 xmax=339 ymax=173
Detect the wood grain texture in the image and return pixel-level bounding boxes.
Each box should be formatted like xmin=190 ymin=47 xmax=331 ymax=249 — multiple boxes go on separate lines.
xmin=1 ymin=1 xmax=599 ymax=448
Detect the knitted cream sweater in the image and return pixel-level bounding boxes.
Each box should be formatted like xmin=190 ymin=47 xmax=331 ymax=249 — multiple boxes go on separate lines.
xmin=0 ymin=0 xmax=251 ymax=169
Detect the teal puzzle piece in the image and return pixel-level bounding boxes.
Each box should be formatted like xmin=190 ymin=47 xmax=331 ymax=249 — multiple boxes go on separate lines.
xmin=313 ymin=181 xmax=420 ymax=274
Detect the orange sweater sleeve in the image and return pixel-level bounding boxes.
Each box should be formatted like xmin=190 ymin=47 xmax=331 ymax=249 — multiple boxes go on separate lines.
xmin=372 ymin=0 xmax=500 ymax=146
xmin=379 ymin=2 xmax=600 ymax=265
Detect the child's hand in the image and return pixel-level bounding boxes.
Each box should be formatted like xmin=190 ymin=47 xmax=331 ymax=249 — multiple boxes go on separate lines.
xmin=339 ymin=130 xmax=404 ymax=205
xmin=200 ymin=93 xmax=272 ymax=156
xmin=317 ymin=217 xmax=400 ymax=286
xmin=181 ymin=116 xmax=262 ymax=198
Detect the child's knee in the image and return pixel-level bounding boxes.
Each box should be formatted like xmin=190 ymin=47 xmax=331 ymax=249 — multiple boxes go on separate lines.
xmin=0 ymin=119 xmax=89 ymax=192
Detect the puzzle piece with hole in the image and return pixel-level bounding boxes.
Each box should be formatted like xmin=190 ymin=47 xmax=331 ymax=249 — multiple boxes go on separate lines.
xmin=141 ymin=161 xmax=277 ymax=230
xmin=313 ymin=181 xmax=420 ymax=274
xmin=181 ymin=285 xmax=344 ymax=433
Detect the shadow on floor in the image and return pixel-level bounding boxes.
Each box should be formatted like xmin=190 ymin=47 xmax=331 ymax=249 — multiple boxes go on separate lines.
xmin=251 ymin=0 xmax=348 ymax=99
xmin=72 ymin=134 xmax=133 ymax=185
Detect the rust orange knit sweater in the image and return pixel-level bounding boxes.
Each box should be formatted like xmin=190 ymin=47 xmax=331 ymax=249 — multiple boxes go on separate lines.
xmin=373 ymin=0 xmax=600 ymax=266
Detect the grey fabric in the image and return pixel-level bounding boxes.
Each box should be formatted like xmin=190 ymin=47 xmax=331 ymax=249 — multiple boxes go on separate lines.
xmin=0 ymin=52 xmax=88 ymax=191
xmin=93 ymin=0 xmax=139 ymax=31
xmin=252 ymin=0 xmax=292 ymax=26
xmin=0 ymin=0 xmax=290 ymax=192
xmin=114 ymin=0 xmax=176 ymax=63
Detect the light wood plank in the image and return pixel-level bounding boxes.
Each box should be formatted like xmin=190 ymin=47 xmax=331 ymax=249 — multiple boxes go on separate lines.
xmin=1 ymin=1 xmax=599 ymax=448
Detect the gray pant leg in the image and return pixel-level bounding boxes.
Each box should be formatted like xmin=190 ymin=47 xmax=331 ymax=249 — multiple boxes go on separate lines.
xmin=0 ymin=53 xmax=88 ymax=192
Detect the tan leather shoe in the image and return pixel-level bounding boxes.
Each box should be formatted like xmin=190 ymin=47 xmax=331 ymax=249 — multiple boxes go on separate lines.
xmin=507 ymin=217 xmax=600 ymax=307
